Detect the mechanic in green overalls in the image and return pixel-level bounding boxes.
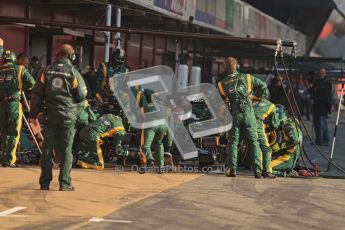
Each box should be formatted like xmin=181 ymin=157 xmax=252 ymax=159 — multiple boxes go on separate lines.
xmin=252 ymin=98 xmax=280 ymax=178
xmin=77 ymin=114 xmax=125 ymax=170
xmin=0 ymin=50 xmax=35 ymax=167
xmin=140 ymin=89 xmax=168 ymax=173
xmin=270 ymin=105 xmax=302 ymax=177
xmin=217 ymin=57 xmax=269 ymax=178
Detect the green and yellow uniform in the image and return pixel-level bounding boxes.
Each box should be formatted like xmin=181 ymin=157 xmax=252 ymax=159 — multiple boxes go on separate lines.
xmin=0 ymin=62 xmax=35 ymax=166
xmin=94 ymin=61 xmax=126 ymax=104
xmin=271 ymin=118 xmax=302 ymax=176
xmin=141 ymin=89 xmax=168 ymax=168
xmin=30 ymin=57 xmax=87 ymax=189
xmin=76 ymin=100 xmax=98 ymax=128
xmin=218 ymin=70 xmax=268 ymax=176
xmin=73 ymin=99 xmax=98 ymax=151
xmin=252 ymin=99 xmax=280 ymax=174
xmin=77 ymin=114 xmax=125 ymax=170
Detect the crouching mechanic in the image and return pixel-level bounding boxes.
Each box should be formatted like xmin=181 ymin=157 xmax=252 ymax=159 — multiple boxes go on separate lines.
xmin=73 ymin=99 xmax=98 ymax=152
xmin=77 ymin=114 xmax=125 ymax=170
xmin=270 ymin=105 xmax=303 ymax=177
xmin=252 ymin=98 xmax=280 ymax=178
xmin=0 ymin=50 xmax=35 ymax=167
xmin=76 ymin=100 xmax=98 ymax=128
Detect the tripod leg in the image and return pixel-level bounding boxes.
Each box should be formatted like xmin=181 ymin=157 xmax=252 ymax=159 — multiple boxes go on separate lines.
xmin=327 ymin=84 xmax=344 ymax=171
xmin=22 ymin=113 xmax=42 ymax=155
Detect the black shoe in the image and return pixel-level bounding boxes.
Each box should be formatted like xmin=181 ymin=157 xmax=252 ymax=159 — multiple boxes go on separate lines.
xmin=59 ymin=185 xmax=75 ymax=191
xmin=225 ymin=167 xmax=236 ymax=177
xmin=158 ymin=166 xmax=165 ymax=174
xmin=147 ymin=159 xmax=154 ymax=167
xmin=2 ymin=163 xmax=19 ymax=168
xmin=116 ymin=156 xmax=126 ymax=166
xmin=40 ymin=186 xmax=50 ymax=190
xmin=254 ymin=173 xmax=262 ymax=179
xmin=262 ymin=173 xmax=276 ymax=179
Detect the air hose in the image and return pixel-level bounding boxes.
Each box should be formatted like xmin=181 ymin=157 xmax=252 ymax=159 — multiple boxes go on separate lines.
xmin=273 ymin=52 xmax=315 ymax=177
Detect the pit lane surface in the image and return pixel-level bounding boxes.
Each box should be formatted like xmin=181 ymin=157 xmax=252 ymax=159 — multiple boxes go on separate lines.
xmin=0 ymin=167 xmax=200 ymax=229
xmin=83 ymin=174 xmax=345 ymax=230
xmin=1 ymin=113 xmax=345 ymax=229
xmin=1 ymin=168 xmax=345 ymax=230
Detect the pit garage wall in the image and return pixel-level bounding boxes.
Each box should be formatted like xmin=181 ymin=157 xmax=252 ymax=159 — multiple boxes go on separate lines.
xmin=0 ymin=0 xmax=186 ymax=74
xmin=0 ymin=0 xmax=276 ymax=79
xmin=0 ymin=0 xmax=103 ymax=67
xmin=0 ymin=0 xmax=26 ymax=54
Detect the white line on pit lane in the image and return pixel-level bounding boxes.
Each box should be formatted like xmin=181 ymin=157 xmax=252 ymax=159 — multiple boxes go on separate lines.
xmin=89 ymin=217 xmax=132 ymax=223
xmin=0 ymin=207 xmax=27 ymax=217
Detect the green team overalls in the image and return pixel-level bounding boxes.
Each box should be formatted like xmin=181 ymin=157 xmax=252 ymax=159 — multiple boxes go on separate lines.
xmin=77 ymin=114 xmax=125 ymax=170
xmin=94 ymin=61 xmax=125 ymax=105
xmin=218 ymin=70 xmax=268 ymax=176
xmin=73 ymin=100 xmax=98 ymax=151
xmin=76 ymin=100 xmax=98 ymax=128
xmin=252 ymin=98 xmax=280 ymax=174
xmin=271 ymin=118 xmax=302 ymax=176
xmin=0 ymin=62 xmax=35 ymax=166
xmin=126 ymin=86 xmax=150 ymax=166
xmin=141 ymin=89 xmax=168 ymax=168
xmin=30 ymin=57 xmax=87 ymax=189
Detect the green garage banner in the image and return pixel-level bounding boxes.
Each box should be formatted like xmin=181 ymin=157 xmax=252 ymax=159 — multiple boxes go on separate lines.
xmin=226 ymin=0 xmax=234 ymax=31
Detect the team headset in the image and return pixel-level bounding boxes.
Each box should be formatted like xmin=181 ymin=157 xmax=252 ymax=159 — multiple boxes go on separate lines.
xmin=68 ymin=52 xmax=76 ymax=62
xmin=4 ymin=50 xmax=11 ymax=59
xmin=2 ymin=50 xmax=16 ymax=63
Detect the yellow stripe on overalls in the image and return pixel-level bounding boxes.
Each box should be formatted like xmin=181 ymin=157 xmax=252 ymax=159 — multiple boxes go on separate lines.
xmin=92 ymin=126 xmax=125 ymax=170
xmin=261 ymin=123 xmax=270 ymax=147
xmin=136 ymin=91 xmax=142 ymax=104
xmin=83 ymin=100 xmax=89 ymax=108
xmin=270 ymin=155 xmax=291 ymax=168
xmin=77 ymin=138 xmax=105 ymax=170
xmin=100 ymin=126 xmax=125 ymax=138
xmin=270 ymin=125 xmax=297 ymax=169
xmin=261 ymin=104 xmax=276 ymax=120
xmin=72 ymin=78 xmax=79 ymax=89
xmin=100 ymin=63 xmax=107 ymax=90
xmin=10 ymin=103 xmax=23 ymax=164
xmin=261 ymin=104 xmax=276 ymax=172
xmin=260 ymin=104 xmax=276 ymax=146
xmin=246 ymin=74 xmax=252 ymax=95
xmin=95 ymin=138 xmax=105 ymax=170
xmin=10 ymin=66 xmax=25 ymax=164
